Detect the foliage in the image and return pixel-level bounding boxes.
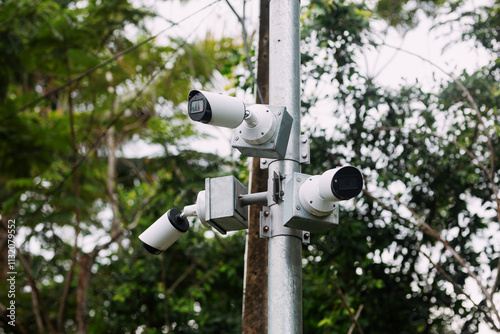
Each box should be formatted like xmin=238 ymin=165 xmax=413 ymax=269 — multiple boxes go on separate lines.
xmin=300 ymin=0 xmax=500 ymax=332
xmin=0 ymin=0 xmax=246 ymax=333
xmin=1 ymin=0 xmax=499 ymax=333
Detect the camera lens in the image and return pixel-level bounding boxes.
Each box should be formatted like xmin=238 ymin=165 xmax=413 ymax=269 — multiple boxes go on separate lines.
xmin=331 ymin=166 xmax=363 ymax=200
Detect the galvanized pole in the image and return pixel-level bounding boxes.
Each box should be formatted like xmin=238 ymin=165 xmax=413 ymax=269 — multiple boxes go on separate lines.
xmin=267 ymin=1 xmax=303 ymax=333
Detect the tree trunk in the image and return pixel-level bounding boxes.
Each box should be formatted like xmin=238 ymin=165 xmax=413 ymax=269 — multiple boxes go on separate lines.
xmin=76 ymin=254 xmax=92 ymax=334
xmin=242 ymin=1 xmax=269 ymax=333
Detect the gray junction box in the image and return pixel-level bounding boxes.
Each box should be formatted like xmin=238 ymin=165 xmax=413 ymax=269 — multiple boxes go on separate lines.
xmin=204 ymin=176 xmax=248 ymax=234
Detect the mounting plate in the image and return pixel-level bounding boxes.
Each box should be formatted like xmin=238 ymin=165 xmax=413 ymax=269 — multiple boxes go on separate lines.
xmin=232 ymin=105 xmax=293 ymax=159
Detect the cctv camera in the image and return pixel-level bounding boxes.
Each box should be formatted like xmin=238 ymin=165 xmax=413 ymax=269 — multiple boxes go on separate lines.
xmin=188 ymin=90 xmax=246 ymax=128
xmin=139 ymin=209 xmax=189 ymax=255
xmin=299 ymin=166 xmax=363 ymax=216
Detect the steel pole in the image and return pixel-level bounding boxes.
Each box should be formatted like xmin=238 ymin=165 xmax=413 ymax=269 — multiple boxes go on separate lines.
xmin=268 ymin=1 xmax=302 ymax=333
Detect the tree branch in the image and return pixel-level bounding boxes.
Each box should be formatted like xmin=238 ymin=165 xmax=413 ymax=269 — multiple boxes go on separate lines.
xmin=335 ymin=283 xmax=364 ymax=334
xmin=363 ymin=187 xmax=500 ymax=328
xmin=394 ymin=195 xmax=500 ymax=325
xmin=347 ymin=305 xmax=364 ymax=334
xmin=16 ymin=250 xmax=57 ymax=334
xmin=380 ymin=42 xmax=496 ymax=182
xmin=419 ymin=249 xmax=499 ymax=331
xmin=374 ymin=125 xmax=500 ymax=299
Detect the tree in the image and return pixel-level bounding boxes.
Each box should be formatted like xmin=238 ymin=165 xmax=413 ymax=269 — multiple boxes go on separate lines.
xmin=0 ymin=0 xmax=247 ymax=332
xmin=300 ymin=0 xmax=500 ymax=332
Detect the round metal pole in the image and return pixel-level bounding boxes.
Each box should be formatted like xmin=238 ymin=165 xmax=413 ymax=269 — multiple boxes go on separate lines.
xmin=268 ymin=1 xmax=302 ymax=333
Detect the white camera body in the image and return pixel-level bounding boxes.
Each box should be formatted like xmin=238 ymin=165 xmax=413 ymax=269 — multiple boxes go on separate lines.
xmin=188 ymin=90 xmax=246 ymax=128
xmin=139 ymin=209 xmax=189 ymax=254
xmin=299 ymin=166 xmax=363 ymax=216
xmin=284 ymin=167 xmax=363 ymax=233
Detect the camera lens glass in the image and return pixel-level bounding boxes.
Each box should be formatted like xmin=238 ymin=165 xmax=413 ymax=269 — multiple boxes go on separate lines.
xmin=331 ymin=166 xmax=363 ymax=200
xmin=190 ymin=99 xmax=204 ymax=114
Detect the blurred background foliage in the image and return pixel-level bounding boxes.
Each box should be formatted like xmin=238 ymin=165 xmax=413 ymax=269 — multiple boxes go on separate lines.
xmin=0 ymin=0 xmax=499 ymax=333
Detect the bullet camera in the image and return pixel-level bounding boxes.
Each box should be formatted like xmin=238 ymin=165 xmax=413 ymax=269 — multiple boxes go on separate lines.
xmin=139 ymin=209 xmax=189 ymax=255
xmin=188 ymin=90 xmax=246 ymax=128
xmin=299 ymin=166 xmax=363 ymax=216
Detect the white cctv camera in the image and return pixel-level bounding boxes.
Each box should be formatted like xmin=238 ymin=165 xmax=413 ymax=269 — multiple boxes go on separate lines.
xmin=188 ymin=90 xmax=246 ymax=128
xmin=139 ymin=209 xmax=189 ymax=254
xmin=299 ymin=166 xmax=363 ymax=216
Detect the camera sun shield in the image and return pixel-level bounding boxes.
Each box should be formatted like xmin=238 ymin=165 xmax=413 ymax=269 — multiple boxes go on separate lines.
xmin=187 ymin=90 xmax=246 ymax=128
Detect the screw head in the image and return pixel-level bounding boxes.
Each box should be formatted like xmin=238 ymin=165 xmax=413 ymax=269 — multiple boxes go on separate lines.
xmin=304 ymin=233 xmax=310 ymax=240
xmin=263 ymin=225 xmax=269 ymax=232
xmin=296 ymin=205 xmax=301 ymax=210
xmin=264 ymin=210 xmax=270 ymax=217
xmin=235 ymin=136 xmax=239 ymax=141
xmin=296 ymin=177 xmax=301 ymax=182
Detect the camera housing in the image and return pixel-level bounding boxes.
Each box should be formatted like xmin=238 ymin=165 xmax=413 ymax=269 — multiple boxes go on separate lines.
xmin=188 ymin=90 xmax=246 ymax=128
xmin=299 ymin=166 xmax=363 ymax=217
xmin=139 ymin=209 xmax=189 ymax=255
xmin=283 ymin=167 xmax=363 ymax=233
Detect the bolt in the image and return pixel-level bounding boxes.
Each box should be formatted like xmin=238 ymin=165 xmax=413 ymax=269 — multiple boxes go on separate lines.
xmin=302 ymin=137 xmax=308 ymax=143
xmin=270 ymin=139 xmax=275 ymax=143
xmin=262 ymin=160 xmax=267 ymax=165
xmin=264 ymin=210 xmax=270 ymax=217
xmin=302 ymin=152 xmax=308 ymax=158
xmin=296 ymin=205 xmax=301 ymax=210
xmin=263 ymin=225 xmax=269 ymax=232
xmin=235 ymin=136 xmax=239 ymax=141
xmin=278 ymin=111 xmax=282 ymax=115
xmin=296 ymin=177 xmax=301 ymax=182
xmin=304 ymin=233 xmax=310 ymax=240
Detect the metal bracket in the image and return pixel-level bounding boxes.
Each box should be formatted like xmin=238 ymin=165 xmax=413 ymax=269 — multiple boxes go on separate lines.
xmin=259 ymin=206 xmax=303 ymax=239
xmin=232 ymin=105 xmax=293 ymax=159
xmin=259 ymin=207 xmax=272 ymax=239
xmin=260 ymin=158 xmax=274 ymax=170
xmin=300 ymin=133 xmax=310 ymax=165
xmin=260 ymin=133 xmax=310 ymax=169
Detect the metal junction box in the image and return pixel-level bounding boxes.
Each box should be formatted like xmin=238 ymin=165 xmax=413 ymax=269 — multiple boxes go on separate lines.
xmin=205 ymin=176 xmax=248 ymax=234
xmin=231 ymin=105 xmax=293 ymax=159
xmin=283 ymin=172 xmax=339 ymax=233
